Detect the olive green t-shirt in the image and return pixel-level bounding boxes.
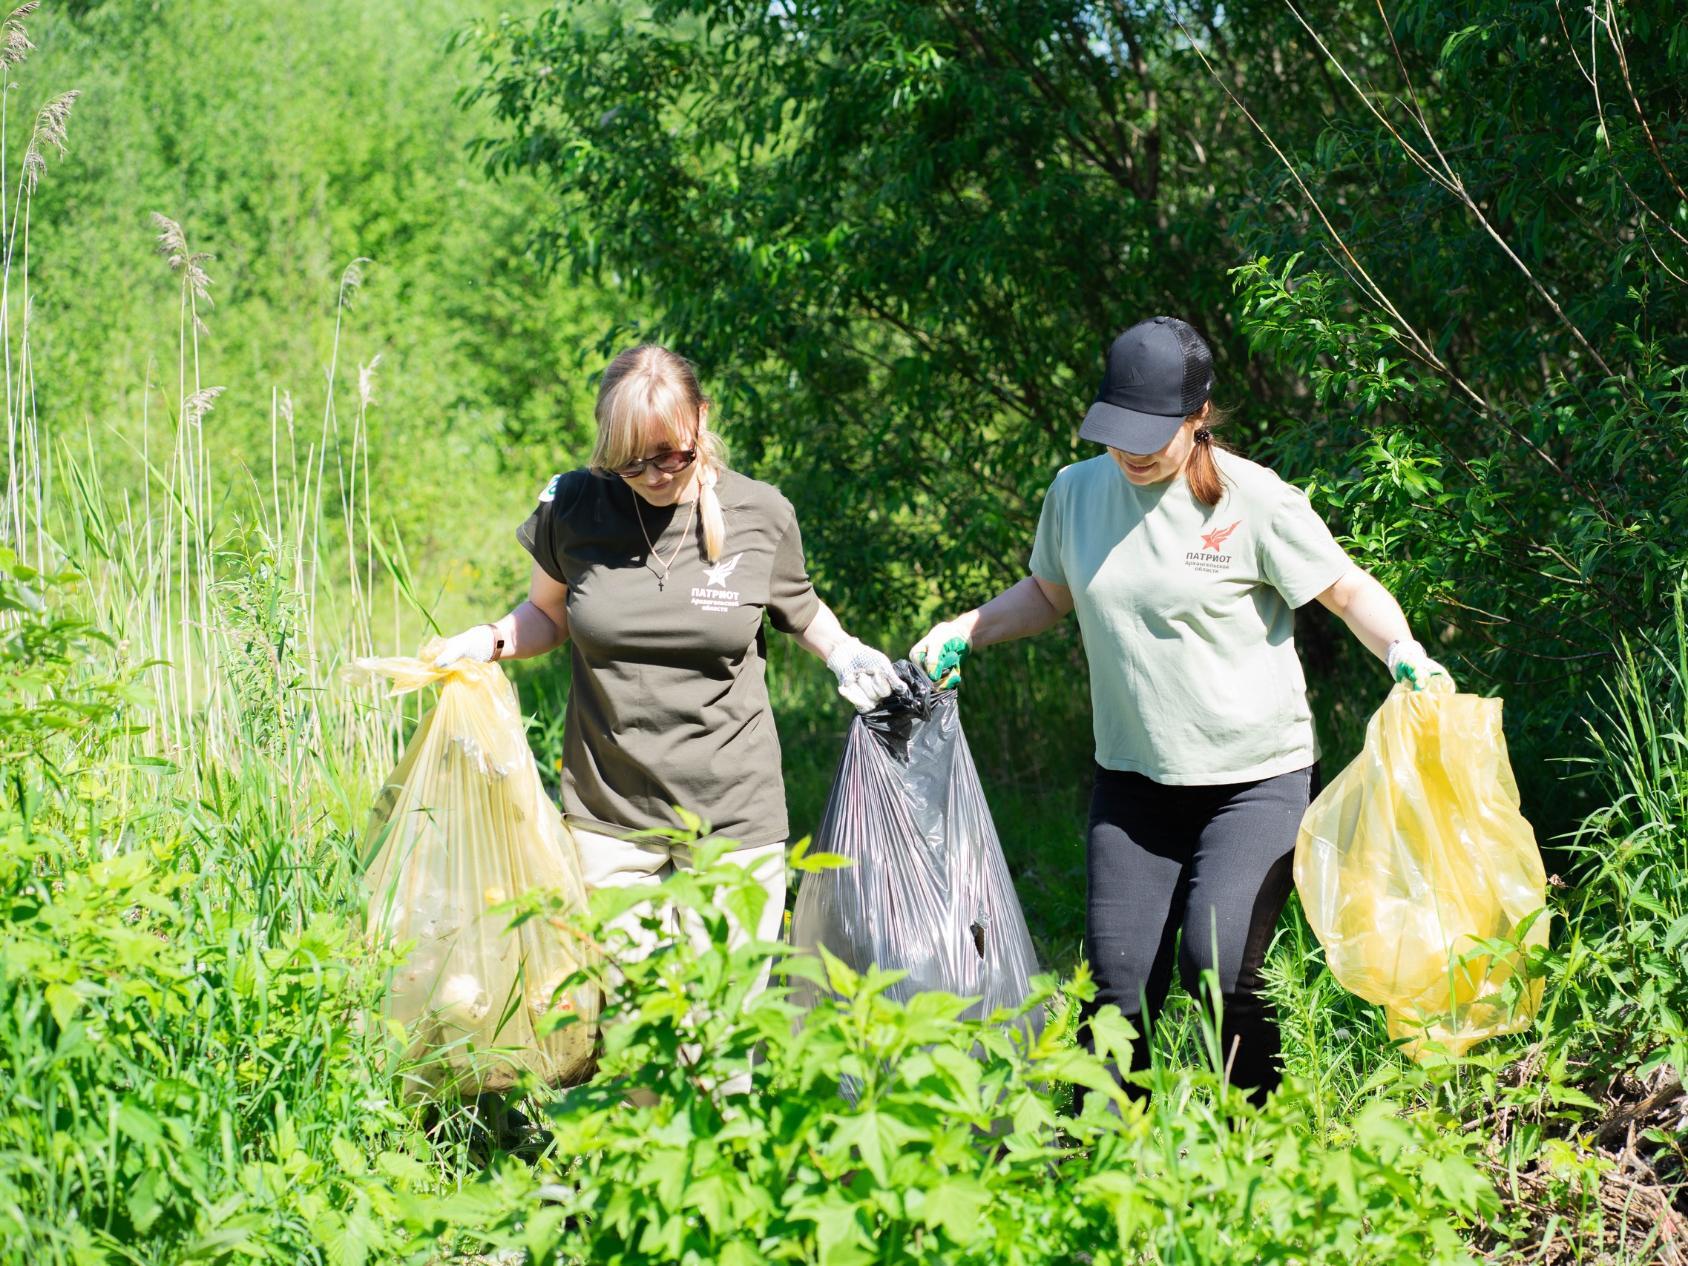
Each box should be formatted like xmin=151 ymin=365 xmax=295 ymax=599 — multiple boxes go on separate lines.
xmin=1029 ymin=449 xmax=1352 ymax=785
xmin=516 ymin=467 xmax=820 ymax=848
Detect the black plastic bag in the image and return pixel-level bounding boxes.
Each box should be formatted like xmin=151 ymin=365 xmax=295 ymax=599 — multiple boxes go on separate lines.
xmin=790 ymin=662 xmax=1042 ymax=1031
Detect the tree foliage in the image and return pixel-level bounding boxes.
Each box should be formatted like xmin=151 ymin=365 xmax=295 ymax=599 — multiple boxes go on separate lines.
xmin=463 ymin=0 xmax=1688 ymax=804
xmin=456 ymin=1 xmax=1298 ymax=612
xmin=1227 ymin=0 xmax=1688 ymax=753
xmin=21 ymin=0 xmax=617 ymax=597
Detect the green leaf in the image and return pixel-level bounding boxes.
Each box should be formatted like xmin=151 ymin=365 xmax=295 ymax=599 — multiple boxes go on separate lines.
xmin=825 ymin=1107 xmax=921 ymax=1184
xmin=116 ymin=1098 xmax=166 ymax=1150
xmin=128 ymin=1168 xmax=168 ymax=1235
xmin=788 ymin=1188 xmax=872 ymax=1263
xmin=919 ymin=1175 xmax=991 ymax=1242
xmin=45 ymin=981 xmax=82 ymax=1030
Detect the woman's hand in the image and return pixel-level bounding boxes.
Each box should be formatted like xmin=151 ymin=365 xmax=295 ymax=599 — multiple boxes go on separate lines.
xmin=826 ymin=637 xmax=904 ymax=713
xmin=911 ymin=619 xmax=973 ymax=689
xmin=432 ymin=569 xmax=570 ymax=669
xmin=1387 ymin=638 xmax=1453 ymax=691
xmin=909 ymin=578 xmax=1072 ymax=688
xmin=1315 ymin=568 xmax=1452 ymax=691
xmin=433 ymin=625 xmax=500 ymax=668
xmin=794 ymin=602 xmax=906 ymax=712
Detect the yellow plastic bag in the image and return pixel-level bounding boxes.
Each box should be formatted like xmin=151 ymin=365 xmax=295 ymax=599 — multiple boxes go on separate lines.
xmin=1294 ymin=679 xmax=1548 ymax=1057
xmin=350 ymin=645 xmax=597 ymax=1094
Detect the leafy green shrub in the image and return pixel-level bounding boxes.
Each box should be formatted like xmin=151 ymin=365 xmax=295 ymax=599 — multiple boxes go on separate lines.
xmin=1220 ymin=1 xmax=1688 ymax=826
xmin=0 ymin=550 xmax=430 ymax=1264
xmin=0 ymin=549 xmax=139 ymax=775
xmin=406 ymin=834 xmax=1500 ymax=1265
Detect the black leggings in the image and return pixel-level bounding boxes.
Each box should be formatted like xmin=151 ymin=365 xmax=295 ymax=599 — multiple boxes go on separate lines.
xmin=1080 ymin=763 xmax=1315 ymax=1102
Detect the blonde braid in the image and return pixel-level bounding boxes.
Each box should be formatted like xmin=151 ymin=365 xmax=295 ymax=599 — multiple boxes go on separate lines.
xmin=694 ymin=423 xmax=727 ymax=561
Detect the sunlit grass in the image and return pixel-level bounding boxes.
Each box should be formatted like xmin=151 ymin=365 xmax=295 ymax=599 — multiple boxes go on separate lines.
xmin=0 ymin=8 xmax=1681 ymax=1258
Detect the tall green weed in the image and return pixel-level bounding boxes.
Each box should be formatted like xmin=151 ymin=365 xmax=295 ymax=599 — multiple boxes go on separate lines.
xmin=0 ymin=554 xmax=433 ymax=1263
xmin=402 ymin=835 xmax=1499 ymax=1266
xmin=1553 ymin=595 xmax=1688 ymax=1082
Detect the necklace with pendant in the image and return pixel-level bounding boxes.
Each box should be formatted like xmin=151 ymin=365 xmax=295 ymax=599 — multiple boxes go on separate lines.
xmin=632 ymin=493 xmax=698 ymax=591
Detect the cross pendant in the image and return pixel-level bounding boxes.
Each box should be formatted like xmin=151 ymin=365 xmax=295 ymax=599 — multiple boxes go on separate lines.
xmin=658 ymin=577 xmax=665 ymax=591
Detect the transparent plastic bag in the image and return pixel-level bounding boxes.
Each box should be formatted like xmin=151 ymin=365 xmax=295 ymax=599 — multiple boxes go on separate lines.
xmin=790 ymin=662 xmax=1042 ymax=1033
xmin=351 ymin=644 xmax=597 ymax=1094
xmin=1295 ymin=679 xmax=1548 ymax=1057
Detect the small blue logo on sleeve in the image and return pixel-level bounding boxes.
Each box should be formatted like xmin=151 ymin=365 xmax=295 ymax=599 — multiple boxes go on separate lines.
xmin=538 ymin=474 xmax=561 ymax=503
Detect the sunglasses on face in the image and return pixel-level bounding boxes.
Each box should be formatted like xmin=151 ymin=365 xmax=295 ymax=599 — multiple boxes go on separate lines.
xmin=613 ymin=447 xmax=698 ymax=479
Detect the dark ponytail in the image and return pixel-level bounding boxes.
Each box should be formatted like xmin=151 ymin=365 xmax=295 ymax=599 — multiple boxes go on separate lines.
xmin=1185 ymin=404 xmax=1231 ymax=507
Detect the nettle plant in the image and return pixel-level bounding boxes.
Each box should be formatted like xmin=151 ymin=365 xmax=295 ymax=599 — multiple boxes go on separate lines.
xmin=405 ymin=829 xmax=1497 ymax=1266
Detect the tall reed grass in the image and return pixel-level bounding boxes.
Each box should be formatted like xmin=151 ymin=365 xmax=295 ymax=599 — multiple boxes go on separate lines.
xmin=0 ymin=21 xmax=462 ymax=1256
xmin=0 ymin=4 xmax=1681 ymax=1257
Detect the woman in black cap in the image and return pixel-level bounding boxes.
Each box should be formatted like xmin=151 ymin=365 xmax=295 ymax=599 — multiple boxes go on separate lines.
xmin=911 ymin=316 xmax=1448 ymax=1103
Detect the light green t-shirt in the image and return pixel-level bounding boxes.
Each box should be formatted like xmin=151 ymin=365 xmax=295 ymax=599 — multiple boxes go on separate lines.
xmin=1029 ymin=448 xmax=1351 ymax=785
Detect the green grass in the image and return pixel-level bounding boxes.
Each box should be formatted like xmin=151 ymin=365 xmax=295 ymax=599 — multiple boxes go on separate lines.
xmin=17 ymin=0 xmax=621 ymax=639
xmin=0 ymin=6 xmax=1684 ymax=1261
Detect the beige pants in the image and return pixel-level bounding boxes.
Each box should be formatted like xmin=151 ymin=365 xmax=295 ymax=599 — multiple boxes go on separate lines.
xmin=573 ymin=827 xmax=787 ymax=1096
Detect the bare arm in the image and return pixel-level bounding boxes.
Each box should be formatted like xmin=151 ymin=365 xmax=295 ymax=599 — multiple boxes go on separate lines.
xmin=795 ymin=599 xmax=908 ymax=710
xmin=954 ymin=576 xmax=1075 ymax=648
xmin=793 ymin=600 xmax=850 ymax=661
xmin=801 ymin=577 xmax=1073 ymax=661
xmin=1314 ymin=565 xmax=1413 ymax=664
xmin=487 ymin=562 xmax=572 ymax=661
xmin=909 ymin=576 xmax=1072 ymax=682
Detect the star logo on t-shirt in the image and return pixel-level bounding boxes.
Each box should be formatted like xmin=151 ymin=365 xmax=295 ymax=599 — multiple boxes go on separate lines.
xmin=703 ymin=553 xmax=744 ymax=587
xmin=1199 ymin=520 xmax=1241 ymax=553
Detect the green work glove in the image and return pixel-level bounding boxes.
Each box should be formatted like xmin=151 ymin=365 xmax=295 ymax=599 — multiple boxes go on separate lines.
xmin=1387 ymin=638 xmax=1453 ymax=692
xmin=911 ymin=620 xmax=972 ymax=689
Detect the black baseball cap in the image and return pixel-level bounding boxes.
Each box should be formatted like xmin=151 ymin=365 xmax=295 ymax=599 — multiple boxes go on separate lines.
xmin=1079 ymin=316 xmax=1214 ymax=454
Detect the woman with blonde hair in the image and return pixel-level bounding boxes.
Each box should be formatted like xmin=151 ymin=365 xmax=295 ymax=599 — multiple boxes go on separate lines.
xmin=434 ymin=344 xmax=900 ymax=1017
xmin=913 ymin=317 xmax=1448 ymax=1104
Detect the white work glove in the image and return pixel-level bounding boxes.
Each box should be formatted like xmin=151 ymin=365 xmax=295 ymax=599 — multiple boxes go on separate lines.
xmin=910 ymin=618 xmax=972 ymax=690
xmin=433 ymin=624 xmax=500 ymax=669
xmin=1387 ymin=638 xmax=1452 ymax=692
xmin=826 ymin=636 xmax=904 ymax=713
